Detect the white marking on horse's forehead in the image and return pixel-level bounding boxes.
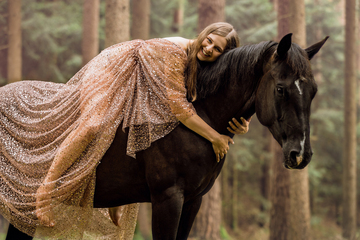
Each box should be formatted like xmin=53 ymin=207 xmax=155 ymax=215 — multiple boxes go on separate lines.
xmin=295 ymin=77 xmax=306 ymax=95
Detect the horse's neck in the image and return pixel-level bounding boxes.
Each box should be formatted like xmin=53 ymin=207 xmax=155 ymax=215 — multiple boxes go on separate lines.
xmin=194 ymin=75 xmax=258 ymax=134
xmin=195 ymin=45 xmax=275 ymax=133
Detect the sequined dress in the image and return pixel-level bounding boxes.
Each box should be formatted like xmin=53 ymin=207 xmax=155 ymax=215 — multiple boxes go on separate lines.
xmin=0 ymin=39 xmax=195 ymax=239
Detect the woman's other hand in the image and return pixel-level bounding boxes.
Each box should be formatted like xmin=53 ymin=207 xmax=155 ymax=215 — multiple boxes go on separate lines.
xmin=227 ymin=117 xmax=252 ymax=135
xmin=212 ymin=134 xmax=234 ymax=162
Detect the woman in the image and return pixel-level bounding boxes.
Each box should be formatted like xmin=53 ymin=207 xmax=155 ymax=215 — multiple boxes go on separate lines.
xmin=0 ymin=22 xmax=249 ymax=238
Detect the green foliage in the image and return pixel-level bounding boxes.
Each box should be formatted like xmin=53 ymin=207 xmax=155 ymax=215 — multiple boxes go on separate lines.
xmin=21 ymin=0 xmax=83 ymax=82
xmin=220 ymin=225 xmax=233 ymax=240
xmin=305 ymin=0 xmax=360 ymax=221
xmin=226 ymin=0 xmax=276 ymax=44
xmin=150 ymin=0 xmax=197 ymax=39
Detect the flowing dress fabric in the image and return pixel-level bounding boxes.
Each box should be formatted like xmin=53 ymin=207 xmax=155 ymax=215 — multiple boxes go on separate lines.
xmin=0 ymin=39 xmax=194 ymax=239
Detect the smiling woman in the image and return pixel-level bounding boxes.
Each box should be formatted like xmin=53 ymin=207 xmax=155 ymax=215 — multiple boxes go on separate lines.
xmin=186 ymin=23 xmax=240 ymax=102
xmin=196 ymin=33 xmax=227 ymax=61
xmin=165 ymin=22 xmax=240 ymax=102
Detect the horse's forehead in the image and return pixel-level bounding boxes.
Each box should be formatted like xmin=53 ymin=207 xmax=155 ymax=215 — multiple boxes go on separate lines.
xmin=273 ymin=59 xmax=312 ymax=79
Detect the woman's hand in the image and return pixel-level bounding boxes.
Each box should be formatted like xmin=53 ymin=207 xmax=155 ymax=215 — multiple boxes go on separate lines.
xmin=227 ymin=117 xmax=252 ymax=135
xmin=179 ymin=114 xmax=235 ymax=162
xmin=212 ymin=134 xmax=234 ymax=162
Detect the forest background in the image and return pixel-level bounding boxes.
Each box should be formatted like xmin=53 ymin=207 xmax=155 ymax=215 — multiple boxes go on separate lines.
xmin=0 ymin=0 xmax=359 ymax=240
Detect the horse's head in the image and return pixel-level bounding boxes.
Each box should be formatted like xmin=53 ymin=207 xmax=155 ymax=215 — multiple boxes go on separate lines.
xmin=255 ymin=34 xmax=328 ymax=169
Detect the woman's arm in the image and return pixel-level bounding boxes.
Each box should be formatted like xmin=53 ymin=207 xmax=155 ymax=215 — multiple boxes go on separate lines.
xmin=163 ymin=37 xmax=192 ymax=51
xmin=180 ymin=114 xmax=234 ymax=162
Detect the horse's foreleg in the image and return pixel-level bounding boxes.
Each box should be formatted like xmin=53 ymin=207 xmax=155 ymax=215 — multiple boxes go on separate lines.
xmin=151 ymin=187 xmax=184 ymax=240
xmin=6 ymin=224 xmax=33 ymax=240
xmin=176 ymin=197 xmax=202 ymax=240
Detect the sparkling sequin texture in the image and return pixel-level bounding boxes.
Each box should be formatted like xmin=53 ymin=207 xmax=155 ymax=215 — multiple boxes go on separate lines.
xmin=0 ymin=39 xmax=194 ymax=239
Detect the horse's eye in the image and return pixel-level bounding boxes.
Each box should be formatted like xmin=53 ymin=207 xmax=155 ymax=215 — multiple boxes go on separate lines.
xmin=277 ymin=87 xmax=284 ymax=96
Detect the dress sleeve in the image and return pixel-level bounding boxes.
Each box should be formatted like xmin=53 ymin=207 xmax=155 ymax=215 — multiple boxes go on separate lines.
xmin=163 ymin=50 xmax=196 ymax=121
xmin=139 ymin=39 xmax=196 ymax=122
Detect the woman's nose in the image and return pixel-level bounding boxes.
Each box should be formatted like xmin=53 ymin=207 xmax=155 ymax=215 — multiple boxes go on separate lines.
xmin=205 ymin=45 xmax=213 ymax=53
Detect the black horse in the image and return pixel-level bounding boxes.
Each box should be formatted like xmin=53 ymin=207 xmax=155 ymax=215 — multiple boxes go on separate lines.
xmin=6 ymin=34 xmax=328 ymax=240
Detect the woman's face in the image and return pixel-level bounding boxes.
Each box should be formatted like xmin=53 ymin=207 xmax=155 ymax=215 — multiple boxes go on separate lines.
xmin=197 ymin=33 xmax=227 ymax=62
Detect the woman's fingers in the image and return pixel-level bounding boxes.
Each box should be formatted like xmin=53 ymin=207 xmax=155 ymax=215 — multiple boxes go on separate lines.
xmin=228 ymin=118 xmax=244 ymax=134
xmin=213 ymin=135 xmax=234 ymax=162
xmin=227 ymin=127 xmax=235 ymax=134
xmin=228 ymin=117 xmax=251 ymax=135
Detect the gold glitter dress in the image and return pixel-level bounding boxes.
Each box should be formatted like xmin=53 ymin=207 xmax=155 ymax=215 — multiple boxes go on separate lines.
xmin=0 ymin=39 xmax=195 ymax=239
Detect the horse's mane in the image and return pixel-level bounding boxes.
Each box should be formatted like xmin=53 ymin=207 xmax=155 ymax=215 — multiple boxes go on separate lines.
xmin=284 ymin=43 xmax=312 ymax=77
xmin=195 ymin=40 xmax=310 ymax=100
xmin=195 ymin=41 xmax=277 ymax=100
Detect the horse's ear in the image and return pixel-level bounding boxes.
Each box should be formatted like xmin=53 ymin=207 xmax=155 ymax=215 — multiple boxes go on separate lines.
xmin=276 ymin=33 xmax=293 ymax=59
xmin=305 ymin=36 xmax=329 ymax=60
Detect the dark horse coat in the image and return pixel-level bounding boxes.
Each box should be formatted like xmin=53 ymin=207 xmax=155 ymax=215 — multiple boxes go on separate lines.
xmin=6 ymin=34 xmax=328 ymax=240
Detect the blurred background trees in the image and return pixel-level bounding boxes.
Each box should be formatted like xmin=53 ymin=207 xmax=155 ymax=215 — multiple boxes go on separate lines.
xmin=0 ymin=0 xmax=359 ymax=239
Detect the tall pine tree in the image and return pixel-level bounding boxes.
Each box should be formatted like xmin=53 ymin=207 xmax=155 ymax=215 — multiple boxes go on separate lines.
xmin=189 ymin=1 xmax=225 ymax=239
xmin=7 ymin=0 xmax=22 ymax=83
xmin=288 ymin=1 xmax=311 ymax=238
xmin=82 ymin=0 xmax=99 ymax=66
xmin=342 ymin=0 xmax=357 ymax=238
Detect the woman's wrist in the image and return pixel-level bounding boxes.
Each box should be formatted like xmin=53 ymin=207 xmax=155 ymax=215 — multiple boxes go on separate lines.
xmin=180 ymin=114 xmax=219 ymax=143
xmin=209 ymin=132 xmax=222 ymax=144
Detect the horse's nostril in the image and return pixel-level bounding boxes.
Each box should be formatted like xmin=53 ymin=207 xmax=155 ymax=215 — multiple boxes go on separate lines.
xmin=290 ymin=150 xmax=298 ymax=160
xmin=290 ymin=150 xmax=302 ymax=166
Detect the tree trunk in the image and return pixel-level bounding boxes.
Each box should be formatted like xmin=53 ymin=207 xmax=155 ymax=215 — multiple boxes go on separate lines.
xmin=131 ymin=0 xmax=150 ymax=40
xmin=269 ymin=138 xmax=290 ymax=240
xmin=137 ymin=203 xmax=152 ymax=240
xmin=172 ymin=0 xmax=184 ymax=34
xmin=269 ymin=0 xmax=291 ymax=239
xmin=189 ymin=1 xmax=225 ymax=239
xmin=276 ymin=0 xmax=290 ymax=42
xmin=82 ymin=0 xmax=99 ymax=66
xmin=220 ymin=153 xmax=232 ymax=229
xmin=105 ymin=0 xmax=130 ymax=48
xmin=342 ymin=0 xmax=357 ymax=239
xmin=231 ymin=159 xmax=239 ymax=230
xmin=260 ymin=128 xmax=271 ymax=204
xmin=310 ymin=13 xmax=324 ymax=216
xmin=189 ymin=179 xmax=222 ymax=240
xmin=288 ymin=1 xmax=312 ymax=240
xmin=7 ymin=0 xmax=21 ymax=83
xmin=197 ymin=0 xmax=225 ymax=33
xmin=289 ymin=171 xmax=311 ymax=240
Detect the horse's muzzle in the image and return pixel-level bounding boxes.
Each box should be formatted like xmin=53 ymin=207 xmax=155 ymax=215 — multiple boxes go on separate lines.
xmin=284 ymin=149 xmax=312 ymax=169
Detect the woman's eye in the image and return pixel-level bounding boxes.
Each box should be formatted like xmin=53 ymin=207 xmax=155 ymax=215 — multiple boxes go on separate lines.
xmin=207 ymin=38 xmax=212 ymax=43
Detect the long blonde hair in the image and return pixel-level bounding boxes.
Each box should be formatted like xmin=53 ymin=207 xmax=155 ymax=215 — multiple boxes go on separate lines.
xmin=186 ymin=22 xmax=240 ymax=102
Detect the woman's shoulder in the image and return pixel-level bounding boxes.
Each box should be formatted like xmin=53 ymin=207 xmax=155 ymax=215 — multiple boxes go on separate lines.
xmin=163 ymin=37 xmax=192 ymax=52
